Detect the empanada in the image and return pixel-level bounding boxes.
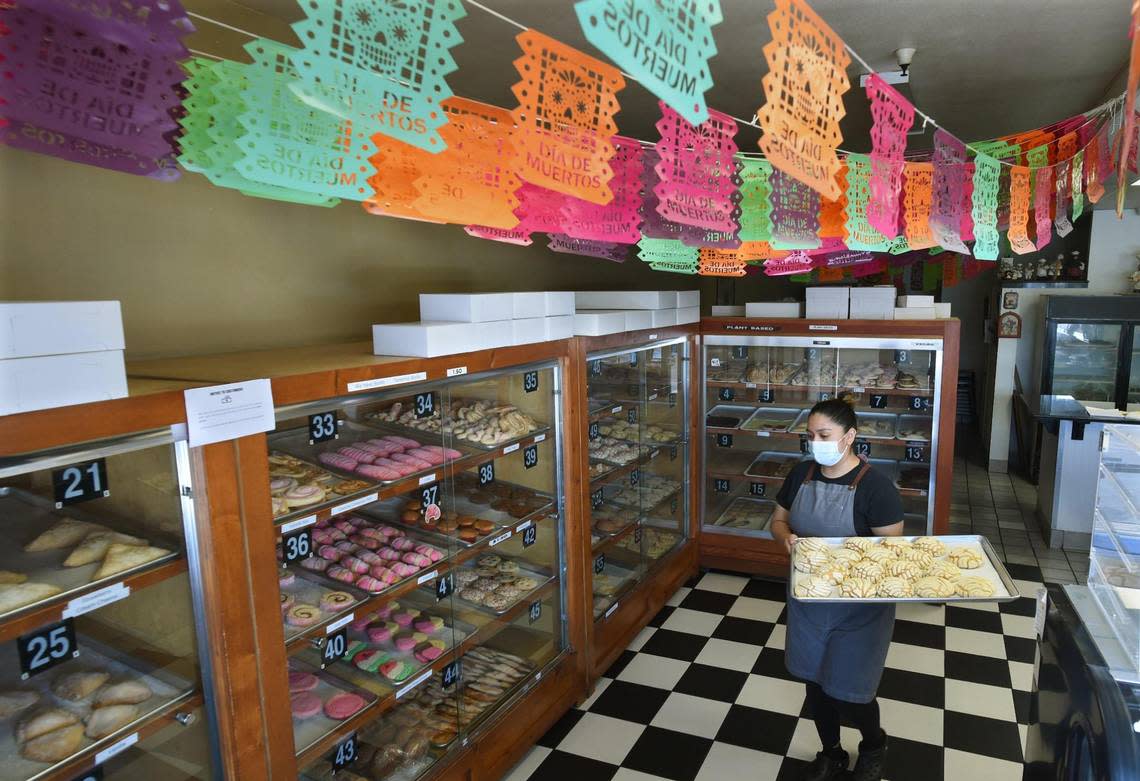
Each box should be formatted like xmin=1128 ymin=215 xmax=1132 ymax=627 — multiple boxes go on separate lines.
xmin=84 ymin=703 xmax=138 ymax=739
xmin=92 ymin=680 xmax=152 ymax=707
xmin=0 ymin=582 xmax=63 ymax=613
xmin=63 ymin=531 xmax=148 ymax=568
xmin=52 ymin=671 xmax=109 ymax=701
xmin=21 ymin=723 xmax=84 ymax=762
xmin=24 ymin=518 xmax=104 ymax=552
xmin=0 ymin=690 xmax=39 ymax=718
xmin=92 ymin=544 xmax=172 ymax=580
xmin=0 ymin=570 xmax=27 ymax=584
xmin=17 ymin=707 xmax=80 ymax=743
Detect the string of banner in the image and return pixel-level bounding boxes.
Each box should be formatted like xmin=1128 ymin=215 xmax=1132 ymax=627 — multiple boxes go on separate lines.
xmin=1 ymin=0 xmax=1137 ymax=286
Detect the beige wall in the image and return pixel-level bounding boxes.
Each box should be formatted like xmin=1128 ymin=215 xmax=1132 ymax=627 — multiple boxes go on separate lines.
xmin=0 ymin=147 xmax=722 ymax=360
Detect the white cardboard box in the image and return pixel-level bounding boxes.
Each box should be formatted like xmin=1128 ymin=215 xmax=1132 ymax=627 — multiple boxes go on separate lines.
xmin=574 ymin=311 xmax=628 ymax=336
xmin=575 ymin=291 xmax=679 ymax=310
xmin=510 ymin=317 xmax=548 ymax=346
xmin=546 ymin=315 xmax=574 ymax=340
xmin=419 ymin=293 xmax=514 ymax=323
xmin=544 ymin=292 xmax=575 ymax=317
xmin=0 ymin=301 xmax=125 ymax=359
xmin=511 ymin=293 xmax=548 ymax=320
xmin=934 ymin=303 xmax=952 ymax=319
xmin=897 ymin=295 xmax=935 ymax=308
xmin=676 ymin=306 xmax=699 ymax=325
xmin=806 ymin=287 xmax=850 ymax=319
xmin=850 ymin=287 xmax=897 ymax=320
xmin=893 ymin=307 xmax=937 ymax=320
xmin=651 ymin=308 xmax=678 ymax=327
xmin=372 ymin=320 xmax=512 ymax=357
xmin=0 ymin=350 xmax=127 ymax=415
xmin=677 ymin=291 xmax=700 ymax=308
xmin=624 ymin=310 xmax=653 ymax=331
xmin=745 ymin=302 xmax=802 ymax=318
xmin=711 ymin=305 xmax=745 ymax=317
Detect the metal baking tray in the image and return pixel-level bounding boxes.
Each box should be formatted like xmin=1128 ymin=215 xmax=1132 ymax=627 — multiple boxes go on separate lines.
xmin=789 ymin=410 xmax=898 ymax=440
xmin=789 ymin=535 xmax=1020 ymax=604
xmin=740 ymin=407 xmax=801 ymax=433
xmin=269 ymin=419 xmax=446 ymax=486
xmin=280 ymin=567 xmax=369 ymax=643
xmin=301 ymin=520 xmax=450 ymax=597
xmin=0 ymin=487 xmax=181 ymax=622
xmin=0 ymin=635 xmax=193 ymax=781
xmin=288 ymin=659 xmax=378 ymax=757
xmin=705 ymin=405 xmax=755 ymax=430
xmin=744 ymin=451 xmax=804 ymax=479
xmin=588 ymin=436 xmax=654 ymax=467
xmin=712 ymin=497 xmax=776 ymax=532
xmin=438 ymin=556 xmax=555 ymax=616
xmin=896 ymin=414 xmax=933 ymax=442
xmin=365 ymin=400 xmax=549 ymax=452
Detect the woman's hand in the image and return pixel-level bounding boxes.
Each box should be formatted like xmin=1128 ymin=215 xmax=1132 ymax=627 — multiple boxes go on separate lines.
xmin=783 ymin=533 xmax=799 ymax=555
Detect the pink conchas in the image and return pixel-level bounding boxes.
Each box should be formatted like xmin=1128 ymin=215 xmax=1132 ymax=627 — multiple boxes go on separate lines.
xmin=356 ymin=550 xmax=383 ymax=566
xmin=338 ymin=446 xmax=376 ymax=464
xmin=423 ymin=445 xmax=463 ymax=460
xmin=369 ymin=457 xmax=416 ymax=476
xmin=327 ymin=529 xmax=348 ymax=542
xmin=390 ymin=537 xmax=416 ymax=551
xmin=356 ymin=464 xmax=402 ymax=481
xmin=311 ymin=529 xmax=335 ymax=545
xmin=350 ymin=535 xmax=382 ymax=550
xmin=390 ymin=453 xmax=432 ymax=470
xmin=318 ymin=452 xmax=358 ymax=471
xmin=378 ymin=547 xmax=402 ymax=561
xmin=327 ymin=566 xmax=356 ymax=583
xmin=300 ymin=557 xmax=330 ymax=572
xmin=355 ymin=576 xmax=386 ymax=592
xmin=390 ymin=562 xmax=418 ymax=577
xmin=334 ymin=540 xmax=360 ymax=552
xmin=392 ymin=436 xmax=421 ymax=449
xmin=378 ymin=526 xmax=402 ymax=537
xmin=315 ymin=519 xmax=331 ymax=529
xmin=355 ymin=442 xmax=389 ymax=456
xmin=340 ymin=556 xmax=370 ymax=574
xmin=318 ymin=545 xmax=343 ymax=561
xmin=406 ymin=448 xmax=445 ymax=465
xmin=401 ymin=552 xmax=431 ymax=568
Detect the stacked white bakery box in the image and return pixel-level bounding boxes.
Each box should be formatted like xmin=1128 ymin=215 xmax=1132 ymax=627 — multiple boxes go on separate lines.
xmin=0 ymin=301 xmax=128 ymax=415
xmin=572 ymin=290 xmax=700 ymax=336
xmin=741 ymin=287 xmax=951 ymax=320
xmin=372 ymin=292 xmax=576 ymax=357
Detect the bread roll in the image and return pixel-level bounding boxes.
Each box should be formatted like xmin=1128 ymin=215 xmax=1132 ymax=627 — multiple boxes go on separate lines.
xmin=17 ymin=708 xmax=80 ymax=743
xmin=21 ymin=723 xmax=84 ymax=762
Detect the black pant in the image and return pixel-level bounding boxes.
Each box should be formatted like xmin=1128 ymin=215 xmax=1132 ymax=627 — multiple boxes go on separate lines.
xmin=805 ymin=681 xmax=883 ymax=750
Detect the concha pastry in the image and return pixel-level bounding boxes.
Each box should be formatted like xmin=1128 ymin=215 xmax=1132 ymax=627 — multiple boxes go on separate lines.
xmin=881 ymin=538 xmax=912 ymax=551
xmin=795 ymin=538 xmax=831 ymax=557
xmin=956 ymin=576 xmax=996 ymax=597
xmin=843 ymin=537 xmax=877 ymax=554
xmin=817 ymin=563 xmax=850 ymax=585
xmin=829 ymin=548 xmax=863 ymax=567
xmin=913 ymin=576 xmax=956 ymax=598
xmin=794 ymin=547 xmax=830 ymax=574
xmin=927 ymin=560 xmax=961 ymax=581
xmin=913 ymin=537 xmax=946 ymax=556
xmin=948 ymin=547 xmax=984 ymax=569
xmin=840 ymin=577 xmax=878 ymax=598
xmin=884 ymin=559 xmax=923 ymax=579
xmin=899 ymin=548 xmax=934 ymax=569
xmin=849 ymin=560 xmax=884 ymax=581
xmin=794 ymin=575 xmax=833 ymax=597
xmin=877 ymin=576 xmax=914 ymax=598
xmin=863 ymin=547 xmax=897 ymax=564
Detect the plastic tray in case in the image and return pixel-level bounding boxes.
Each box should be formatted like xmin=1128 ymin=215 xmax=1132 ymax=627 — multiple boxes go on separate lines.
xmin=712 ymin=497 xmax=776 ymax=532
xmin=437 ymin=555 xmax=555 ymax=616
xmin=365 ymin=399 xmax=549 ymax=452
xmin=896 ymin=414 xmax=933 ymax=442
xmin=789 ymin=535 xmax=1019 ymax=604
xmin=745 ymin=451 xmax=804 ymax=479
xmin=0 ymin=487 xmax=180 ymax=621
xmin=301 ymin=519 xmax=449 ymax=597
xmin=740 ymin=407 xmax=801 ymax=433
xmin=280 ymin=567 xmax=369 ymax=642
xmin=789 ymin=410 xmax=898 ymax=440
xmin=288 ymin=660 xmax=377 ymax=757
xmin=589 ymin=436 xmax=655 ymax=467
xmin=705 ymin=405 xmax=755 ymax=430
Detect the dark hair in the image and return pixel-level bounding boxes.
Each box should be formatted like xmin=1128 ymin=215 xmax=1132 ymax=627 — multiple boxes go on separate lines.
xmin=808 ymin=398 xmax=857 ymax=433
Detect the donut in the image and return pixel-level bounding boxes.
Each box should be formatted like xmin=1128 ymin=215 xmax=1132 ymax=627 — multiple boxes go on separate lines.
xmin=318 ymin=453 xmax=358 ymax=472
xmin=284 ymin=485 xmax=326 ymax=507
xmin=270 ymin=477 xmax=297 ymax=495
xmin=280 ymin=593 xmax=295 ymax=612
xmin=320 ymin=591 xmax=354 ymax=612
xmin=324 ymin=692 xmax=367 ymax=720
xmin=285 ymin=605 xmax=321 ymax=627
xmin=291 ymin=691 xmax=322 ymax=719
xmin=288 ymin=671 xmax=319 ymax=692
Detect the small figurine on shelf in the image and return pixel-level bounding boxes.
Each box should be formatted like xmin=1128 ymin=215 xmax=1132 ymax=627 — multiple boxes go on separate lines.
xmin=1035 ymin=257 xmax=1049 ymax=279
xmin=1051 ymin=254 xmax=1064 ymax=280
xmin=1000 ymin=256 xmax=1018 ymax=281
xmin=1069 ymin=250 xmax=1086 ymax=280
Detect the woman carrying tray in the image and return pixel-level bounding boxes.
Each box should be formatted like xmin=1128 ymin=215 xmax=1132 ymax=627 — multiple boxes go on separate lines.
xmin=771 ymin=399 xmax=904 ymax=781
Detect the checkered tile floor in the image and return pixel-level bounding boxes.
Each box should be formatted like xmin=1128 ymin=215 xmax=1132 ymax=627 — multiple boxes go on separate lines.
xmin=505 ymin=567 xmax=1049 ymax=781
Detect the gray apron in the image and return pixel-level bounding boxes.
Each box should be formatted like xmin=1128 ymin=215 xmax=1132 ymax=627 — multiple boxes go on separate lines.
xmin=785 ymin=460 xmax=895 ymax=704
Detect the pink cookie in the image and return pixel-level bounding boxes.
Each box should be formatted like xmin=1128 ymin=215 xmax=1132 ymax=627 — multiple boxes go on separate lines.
xmin=326 ymin=566 xmax=357 ymax=584
xmin=392 ymin=436 xmax=421 ymax=450
xmin=318 ymin=452 xmax=357 ymax=471
xmin=414 ymin=643 xmax=444 ymax=663
xmin=406 ymin=448 xmax=445 ymax=466
xmin=288 ymin=671 xmax=319 ymax=692
xmin=291 ymin=691 xmax=322 ymax=719
xmin=390 ymin=562 xmax=418 ymax=578
xmin=368 ymin=623 xmax=395 ymax=643
xmin=357 ymin=463 xmax=401 ymax=481
xmin=392 ymin=611 xmax=416 ymax=628
xmin=393 ymin=633 xmax=416 ymax=652
xmin=324 ymin=692 xmax=367 ymax=720
xmin=414 ymin=615 xmax=444 ymax=634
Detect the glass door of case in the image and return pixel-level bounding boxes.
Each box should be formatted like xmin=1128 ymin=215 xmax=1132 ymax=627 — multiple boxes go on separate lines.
xmin=1051 ymin=322 xmax=1124 ymax=405
xmin=1127 ymin=328 xmax=1140 ymax=406
xmin=586 ymin=339 xmax=690 ymax=622
xmin=266 ymin=363 xmax=566 ymax=781
xmin=703 ymin=336 xmax=942 ymax=537
xmin=0 ymin=433 xmax=217 ymax=781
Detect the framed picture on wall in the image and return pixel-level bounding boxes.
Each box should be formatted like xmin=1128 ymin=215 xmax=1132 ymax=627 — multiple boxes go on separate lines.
xmin=1003 ymin=292 xmax=1019 ymax=310
xmin=998 ymin=311 xmax=1022 ymax=339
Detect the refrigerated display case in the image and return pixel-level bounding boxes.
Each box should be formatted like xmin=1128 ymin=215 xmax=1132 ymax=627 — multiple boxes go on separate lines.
xmin=1041 ymin=296 xmax=1140 ymax=409
xmin=573 ymin=328 xmax=699 ymax=680
xmin=0 ymin=431 xmax=218 ymax=780
xmin=699 ymin=317 xmax=959 ymax=576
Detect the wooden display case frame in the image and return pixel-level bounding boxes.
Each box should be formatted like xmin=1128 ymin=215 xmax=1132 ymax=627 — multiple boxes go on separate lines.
xmin=569 ymin=326 xmax=702 ymax=683
xmin=697 ymin=317 xmax=961 ymax=578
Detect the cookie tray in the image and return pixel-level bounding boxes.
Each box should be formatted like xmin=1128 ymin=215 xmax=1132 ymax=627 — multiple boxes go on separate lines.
xmin=432 ymin=556 xmax=555 ymax=617
xmin=268 ymin=419 xmax=439 ymax=487
xmin=280 ymin=567 xmax=370 ymax=644
xmin=364 ymin=407 xmax=550 ymax=453
xmin=0 ymin=487 xmax=181 ymax=623
xmin=789 ymin=535 xmax=1020 ymax=604
xmin=298 ymin=521 xmax=450 ymax=598
xmin=0 ymin=634 xmax=193 ymax=781
xmin=288 ymin=659 xmax=379 ymax=758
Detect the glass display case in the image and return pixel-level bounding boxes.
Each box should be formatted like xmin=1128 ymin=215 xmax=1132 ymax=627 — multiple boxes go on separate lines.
xmin=702 ymin=335 xmax=944 ymax=538
xmin=0 ymin=432 xmax=216 ymax=780
xmin=1041 ymin=296 xmax=1140 ymax=409
xmin=584 ymin=338 xmax=691 ymax=622
xmin=263 ymin=362 xmax=567 ymax=779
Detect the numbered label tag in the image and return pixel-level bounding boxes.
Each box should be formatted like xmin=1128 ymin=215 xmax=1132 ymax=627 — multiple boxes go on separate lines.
xmin=478 ymin=462 xmax=495 ymax=486
xmin=894 ymin=350 xmax=909 ymax=364
xmin=904 ymin=443 xmax=928 ymax=463
xmin=854 ymin=440 xmax=871 ymax=458
xmin=799 ymin=435 xmax=810 ymax=454
xmin=670 ymin=445 xmax=678 ymax=461
xmin=804 ymin=347 xmax=819 ymax=361
xmin=629 ymin=353 xmax=638 ymax=367
xmin=591 ymin=489 xmax=604 ymax=510
xmin=71 ymin=768 xmax=103 ymax=781
xmin=282 ymin=529 xmax=313 ymax=563
xmin=421 ymin=483 xmax=440 ymax=510
xmin=718 ymin=386 xmax=735 ymax=402
xmin=52 ymin=459 xmax=108 ymax=508
xmin=870 ymin=394 xmax=888 ymax=409
xmin=668 ymin=392 xmax=677 ymax=407
xmin=435 ymin=573 xmax=455 ymax=601
xmin=908 ymin=395 xmax=930 ymax=412
xmin=633 ymin=526 xmax=643 ymax=545
xmin=588 ymin=422 xmax=600 ymax=441
xmin=523 ymin=371 xmax=539 ymax=393
xmin=627 ymin=407 xmax=638 ymax=424
xmin=749 ymin=482 xmax=767 ymax=497
xmin=308 ymin=411 xmax=339 ymax=444
xmin=414 ymin=393 xmax=435 ymax=419
xmin=818 ymin=391 xmax=832 ymax=402
xmin=714 ymin=478 xmax=731 ymax=493
xmin=630 ymin=469 xmax=640 ymax=487
xmin=594 ymin=554 xmax=605 ymax=574
xmin=523 ymin=444 xmax=538 ymax=469
xmin=589 ymin=360 xmax=603 ymax=376
xmin=758 ymin=388 xmax=774 ymax=403
xmin=440 ymin=660 xmax=461 ymax=689
xmin=731 ymin=346 xmax=748 ymax=359
xmin=528 ymin=600 xmax=542 ymax=623
xmin=522 ymin=525 xmax=537 ymax=547
xmin=18 ymin=620 xmax=78 ymax=680
xmin=331 ymin=733 xmax=358 ymax=770
xmin=321 ymin=629 xmax=348 ymax=668
xmin=709 ymin=357 xmax=721 ymax=368
xmin=716 ymin=433 xmax=733 ymax=448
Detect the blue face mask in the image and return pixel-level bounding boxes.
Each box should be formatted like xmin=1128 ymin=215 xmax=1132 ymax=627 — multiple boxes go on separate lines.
xmin=809 ymin=439 xmax=848 ymax=467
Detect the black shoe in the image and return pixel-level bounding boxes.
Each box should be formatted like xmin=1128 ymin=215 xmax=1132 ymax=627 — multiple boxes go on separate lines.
xmin=850 ymin=731 xmax=888 ymax=781
xmin=801 ymin=749 xmax=848 ymax=781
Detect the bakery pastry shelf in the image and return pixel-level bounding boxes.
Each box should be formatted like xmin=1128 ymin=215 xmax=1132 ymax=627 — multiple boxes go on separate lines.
xmin=592 ymin=561 xmax=641 ymax=621
xmin=363 ymin=396 xmax=549 ymax=453
xmin=589 ymin=401 xmax=628 ymax=424
xmin=290 ymin=660 xmax=379 ymax=765
xmin=587 ymin=449 xmax=661 ymax=490
xmin=0 ymin=634 xmax=198 ymax=781
xmin=705 ymin=380 xmax=934 ymax=398
xmin=711 ymin=497 xmax=776 ymax=535
xmin=433 ymin=555 xmax=555 ymax=617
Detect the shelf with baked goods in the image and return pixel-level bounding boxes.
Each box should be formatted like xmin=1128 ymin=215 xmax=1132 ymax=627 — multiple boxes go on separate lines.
xmin=705 ymin=379 xmax=935 ymax=398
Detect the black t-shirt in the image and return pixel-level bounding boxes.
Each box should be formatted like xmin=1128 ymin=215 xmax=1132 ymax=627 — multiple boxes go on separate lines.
xmin=775 ymin=459 xmax=904 ymax=536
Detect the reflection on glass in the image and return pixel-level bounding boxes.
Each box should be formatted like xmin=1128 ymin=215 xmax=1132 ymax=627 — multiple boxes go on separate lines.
xmin=1052 ymin=322 xmax=1121 ymax=403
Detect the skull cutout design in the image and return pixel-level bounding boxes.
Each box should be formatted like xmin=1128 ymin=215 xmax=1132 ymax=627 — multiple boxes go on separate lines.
xmin=340 ymin=0 xmax=424 ymax=81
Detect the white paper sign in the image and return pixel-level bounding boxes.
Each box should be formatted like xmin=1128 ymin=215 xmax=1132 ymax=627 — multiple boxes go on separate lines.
xmin=184 ymin=380 xmax=275 ymax=448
